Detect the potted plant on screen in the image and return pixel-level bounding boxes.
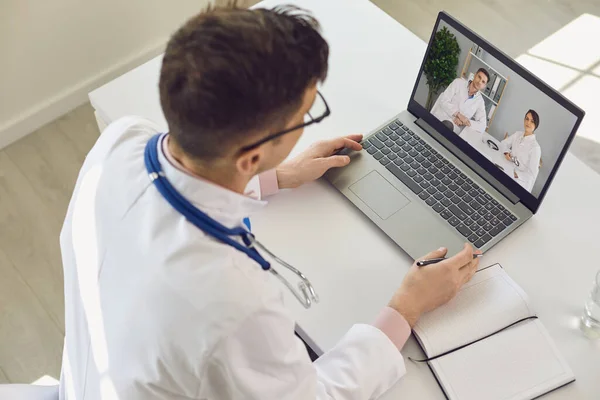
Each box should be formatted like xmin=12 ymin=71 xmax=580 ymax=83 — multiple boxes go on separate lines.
xmin=424 ymin=26 xmax=460 ymax=111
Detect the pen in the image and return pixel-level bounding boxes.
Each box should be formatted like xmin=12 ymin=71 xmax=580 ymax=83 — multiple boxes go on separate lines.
xmin=416 ymin=253 xmax=483 ymax=267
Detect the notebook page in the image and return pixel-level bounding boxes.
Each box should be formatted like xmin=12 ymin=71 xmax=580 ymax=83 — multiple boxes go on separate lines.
xmin=413 ymin=264 xmax=533 ymax=356
xmin=431 ymin=319 xmax=574 ymax=400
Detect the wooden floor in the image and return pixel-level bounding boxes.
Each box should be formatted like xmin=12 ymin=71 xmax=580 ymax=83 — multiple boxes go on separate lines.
xmin=1 ymin=0 xmax=600 ymax=385
xmin=0 ymin=103 xmax=101 ymax=383
xmin=374 ymin=0 xmax=600 ymax=60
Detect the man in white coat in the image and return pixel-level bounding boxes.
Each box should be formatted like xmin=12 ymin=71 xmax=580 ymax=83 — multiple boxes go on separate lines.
xmin=59 ymin=5 xmax=480 ymax=400
xmin=431 ymin=68 xmax=489 ymax=134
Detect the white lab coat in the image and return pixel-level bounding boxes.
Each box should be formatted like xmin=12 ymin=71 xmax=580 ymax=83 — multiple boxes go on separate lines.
xmin=430 ymin=78 xmax=487 ymax=134
xmin=58 ymin=116 xmax=406 ymax=400
xmin=500 ymin=131 xmax=542 ymax=192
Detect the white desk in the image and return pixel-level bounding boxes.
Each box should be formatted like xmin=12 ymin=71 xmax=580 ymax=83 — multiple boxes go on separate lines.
xmin=89 ymin=0 xmax=600 ymax=398
xmin=460 ymin=127 xmax=517 ymax=180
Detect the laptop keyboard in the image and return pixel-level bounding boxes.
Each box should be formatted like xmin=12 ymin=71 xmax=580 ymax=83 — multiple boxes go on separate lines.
xmin=361 ymin=120 xmax=518 ymax=249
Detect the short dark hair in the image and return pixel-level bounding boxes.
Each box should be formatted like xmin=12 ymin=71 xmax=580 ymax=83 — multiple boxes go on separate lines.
xmin=526 ymin=109 xmax=540 ymax=130
xmin=476 ymin=67 xmax=490 ymax=83
xmin=159 ymin=5 xmax=329 ymax=161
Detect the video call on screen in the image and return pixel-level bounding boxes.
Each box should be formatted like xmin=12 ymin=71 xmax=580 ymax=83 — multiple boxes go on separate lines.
xmin=413 ymin=21 xmax=579 ymax=197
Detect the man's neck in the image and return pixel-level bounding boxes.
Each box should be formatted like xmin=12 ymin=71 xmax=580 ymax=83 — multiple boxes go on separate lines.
xmin=468 ymin=82 xmax=478 ymax=97
xmin=167 ymin=137 xmax=250 ymax=194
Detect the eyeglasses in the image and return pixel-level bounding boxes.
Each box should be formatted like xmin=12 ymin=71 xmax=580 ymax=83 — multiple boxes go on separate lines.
xmin=240 ymin=90 xmax=331 ymax=152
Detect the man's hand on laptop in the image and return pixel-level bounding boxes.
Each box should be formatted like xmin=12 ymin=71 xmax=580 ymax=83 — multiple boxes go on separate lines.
xmin=276 ymin=134 xmax=363 ymax=189
xmin=387 ymin=244 xmax=481 ymax=327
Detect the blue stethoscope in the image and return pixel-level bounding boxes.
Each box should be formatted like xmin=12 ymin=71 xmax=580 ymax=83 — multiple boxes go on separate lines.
xmin=144 ymin=134 xmax=319 ymax=308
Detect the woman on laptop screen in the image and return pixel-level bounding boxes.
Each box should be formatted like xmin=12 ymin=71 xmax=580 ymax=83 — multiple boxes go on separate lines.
xmin=502 ymin=110 xmax=542 ymax=192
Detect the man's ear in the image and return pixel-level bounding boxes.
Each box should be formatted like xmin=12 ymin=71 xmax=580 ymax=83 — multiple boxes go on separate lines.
xmin=235 ymin=147 xmax=264 ymax=177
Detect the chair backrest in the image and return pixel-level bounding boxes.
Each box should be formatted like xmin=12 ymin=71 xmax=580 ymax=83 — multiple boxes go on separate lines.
xmin=0 ymin=384 xmax=59 ymax=400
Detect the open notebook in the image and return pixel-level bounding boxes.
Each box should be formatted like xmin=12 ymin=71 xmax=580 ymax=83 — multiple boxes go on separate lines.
xmin=412 ymin=264 xmax=574 ymax=400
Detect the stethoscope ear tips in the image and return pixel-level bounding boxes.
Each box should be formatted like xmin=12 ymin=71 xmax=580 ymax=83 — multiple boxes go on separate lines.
xmin=298 ymin=282 xmax=320 ymax=309
xmin=299 ymin=283 xmax=311 ymax=308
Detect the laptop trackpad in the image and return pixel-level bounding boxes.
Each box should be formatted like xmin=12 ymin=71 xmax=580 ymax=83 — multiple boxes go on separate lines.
xmin=349 ymin=171 xmax=410 ymax=220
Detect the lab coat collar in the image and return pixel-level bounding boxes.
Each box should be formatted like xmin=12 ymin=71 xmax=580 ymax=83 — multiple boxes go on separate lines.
xmin=156 ymin=134 xmax=267 ymax=228
xmin=520 ymin=132 xmax=537 ymax=143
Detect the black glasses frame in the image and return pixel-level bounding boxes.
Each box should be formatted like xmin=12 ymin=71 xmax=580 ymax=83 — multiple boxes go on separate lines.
xmin=240 ymin=91 xmax=331 ymax=152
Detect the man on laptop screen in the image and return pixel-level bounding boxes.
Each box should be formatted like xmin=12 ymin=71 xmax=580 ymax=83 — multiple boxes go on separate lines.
xmin=431 ymin=68 xmax=489 ymax=135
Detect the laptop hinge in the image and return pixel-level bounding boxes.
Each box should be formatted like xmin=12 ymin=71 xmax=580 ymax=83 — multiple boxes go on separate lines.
xmin=415 ymin=118 xmax=519 ymax=204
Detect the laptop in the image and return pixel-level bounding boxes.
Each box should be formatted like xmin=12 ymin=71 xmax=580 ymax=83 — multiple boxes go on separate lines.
xmin=325 ymin=12 xmax=585 ymax=258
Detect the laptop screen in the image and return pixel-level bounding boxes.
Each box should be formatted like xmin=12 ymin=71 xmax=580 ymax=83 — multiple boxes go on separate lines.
xmin=408 ymin=12 xmax=584 ymax=213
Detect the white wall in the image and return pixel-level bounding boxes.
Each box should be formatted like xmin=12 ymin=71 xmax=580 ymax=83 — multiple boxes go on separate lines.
xmin=0 ymin=0 xmax=214 ymax=149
